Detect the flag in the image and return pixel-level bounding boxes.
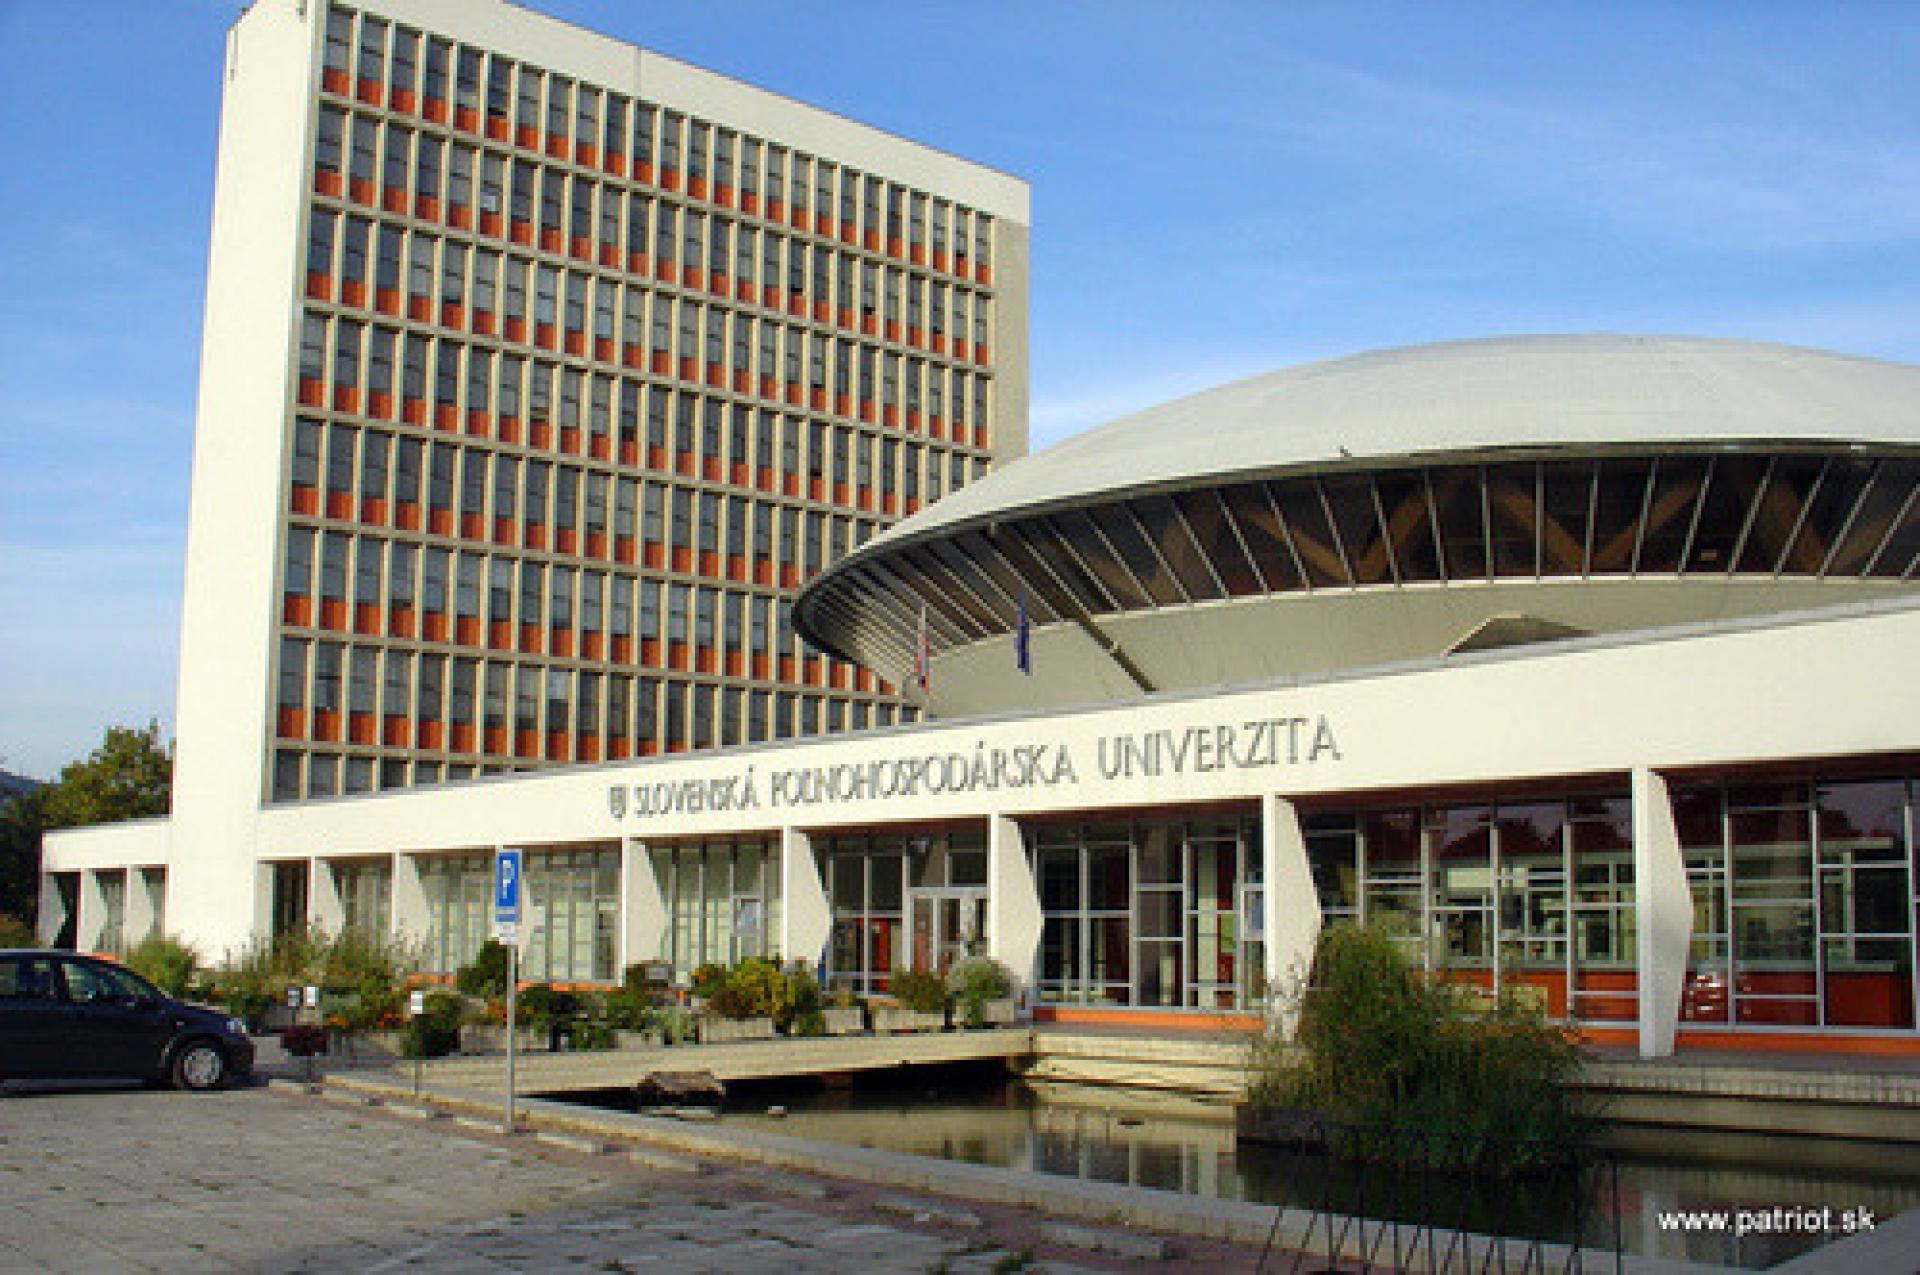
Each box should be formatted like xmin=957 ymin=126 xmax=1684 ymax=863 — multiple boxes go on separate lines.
xmin=915 ymin=604 xmax=930 ymax=692
xmin=1014 ymin=589 xmax=1032 ymax=675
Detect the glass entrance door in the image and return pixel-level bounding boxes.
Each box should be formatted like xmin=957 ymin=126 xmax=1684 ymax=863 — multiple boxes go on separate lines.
xmin=909 ymin=888 xmax=988 ymax=976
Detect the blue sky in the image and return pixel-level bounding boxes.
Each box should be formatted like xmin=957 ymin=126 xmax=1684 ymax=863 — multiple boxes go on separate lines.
xmin=3 ymin=0 xmax=1918 ymax=780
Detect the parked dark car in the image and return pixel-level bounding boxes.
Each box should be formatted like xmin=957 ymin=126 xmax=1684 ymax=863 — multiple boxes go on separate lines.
xmin=0 ymin=950 xmax=253 ymax=1091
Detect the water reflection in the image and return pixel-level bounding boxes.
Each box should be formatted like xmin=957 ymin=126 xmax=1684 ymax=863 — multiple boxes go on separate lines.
xmin=716 ymin=1073 xmax=1920 ymax=1269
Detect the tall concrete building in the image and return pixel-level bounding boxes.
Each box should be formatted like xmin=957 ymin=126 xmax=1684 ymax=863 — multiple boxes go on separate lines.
xmin=92 ymin=0 xmax=1027 ymax=953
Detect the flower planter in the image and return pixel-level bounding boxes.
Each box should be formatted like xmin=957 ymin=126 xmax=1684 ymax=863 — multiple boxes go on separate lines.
xmin=328 ymin=1029 xmax=404 ymax=1060
xmin=871 ymin=1005 xmax=946 ymax=1034
xmin=698 ymin=1015 xmax=775 ymax=1044
xmin=459 ymin=1025 xmax=548 ymax=1054
xmin=614 ymin=1029 xmax=664 ymax=1051
xmin=819 ymin=1005 xmax=865 ymax=1035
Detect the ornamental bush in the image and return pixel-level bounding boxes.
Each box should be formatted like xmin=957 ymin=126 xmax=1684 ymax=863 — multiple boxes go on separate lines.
xmin=946 ymin=955 xmax=1014 ymax=1028
xmin=125 ymin=934 xmax=201 ymax=998
xmin=889 ymin=968 xmax=948 ymax=1015
xmin=1246 ymin=923 xmax=1589 ymax=1172
xmin=455 ymin=940 xmax=510 ymax=998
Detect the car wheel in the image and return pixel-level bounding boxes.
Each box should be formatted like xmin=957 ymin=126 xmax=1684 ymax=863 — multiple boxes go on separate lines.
xmin=172 ymin=1041 xmax=227 ymax=1092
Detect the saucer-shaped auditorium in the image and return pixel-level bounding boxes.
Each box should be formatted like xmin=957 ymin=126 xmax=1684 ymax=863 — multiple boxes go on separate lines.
xmin=47 ymin=326 xmax=1920 ymax=1057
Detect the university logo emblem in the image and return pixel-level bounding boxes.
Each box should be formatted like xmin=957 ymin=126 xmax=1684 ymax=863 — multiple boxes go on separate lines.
xmin=607 ymin=785 xmax=629 ymax=819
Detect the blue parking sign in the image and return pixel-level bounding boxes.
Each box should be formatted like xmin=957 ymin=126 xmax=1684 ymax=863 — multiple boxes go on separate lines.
xmin=493 ymin=848 xmax=523 ymax=923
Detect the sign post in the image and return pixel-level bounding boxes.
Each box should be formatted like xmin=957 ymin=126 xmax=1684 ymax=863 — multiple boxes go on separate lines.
xmin=493 ymin=847 xmax=524 ymax=1133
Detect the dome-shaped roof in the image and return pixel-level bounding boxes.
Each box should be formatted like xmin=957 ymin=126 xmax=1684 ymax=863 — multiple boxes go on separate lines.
xmin=885 ymin=334 xmax=1920 ymax=548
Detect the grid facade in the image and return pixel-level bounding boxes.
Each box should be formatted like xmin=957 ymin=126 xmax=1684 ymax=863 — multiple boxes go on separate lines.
xmin=268 ymin=2 xmax=1020 ymax=801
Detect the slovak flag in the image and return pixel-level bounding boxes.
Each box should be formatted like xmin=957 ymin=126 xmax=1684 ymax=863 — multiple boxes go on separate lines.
xmin=915 ymin=604 xmax=930 ymax=692
xmin=1015 ymin=590 xmax=1032 ymax=675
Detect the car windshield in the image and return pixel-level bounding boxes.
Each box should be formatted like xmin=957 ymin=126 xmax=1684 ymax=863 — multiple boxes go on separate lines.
xmin=62 ymin=961 xmax=157 ymax=1004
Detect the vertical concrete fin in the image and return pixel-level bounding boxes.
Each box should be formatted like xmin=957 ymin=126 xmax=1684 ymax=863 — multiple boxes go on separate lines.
xmin=779 ymin=826 xmax=830 ymax=968
xmin=1632 ymin=766 xmax=1691 ymax=1058
xmin=392 ymin=852 xmax=430 ymax=948
xmin=37 ymin=875 xmax=68 ymax=946
xmin=1264 ymin=794 xmax=1321 ymax=1035
xmin=77 ymin=871 xmax=107 ymax=954
xmin=125 ymin=868 xmax=159 ymax=948
xmin=309 ymin=859 xmax=344 ymax=935
xmin=621 ymin=838 xmax=667 ymax=970
xmin=988 ymin=814 xmax=1042 ymax=988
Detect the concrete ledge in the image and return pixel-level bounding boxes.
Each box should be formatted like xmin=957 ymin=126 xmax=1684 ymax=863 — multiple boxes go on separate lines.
xmin=1040 ymin=1221 xmax=1170 ymax=1261
xmin=313 ymin=1073 xmax=1722 ymax=1274
xmin=1771 ymin=1206 xmax=1920 ymax=1273
xmin=533 ymin=1129 xmax=610 ymax=1154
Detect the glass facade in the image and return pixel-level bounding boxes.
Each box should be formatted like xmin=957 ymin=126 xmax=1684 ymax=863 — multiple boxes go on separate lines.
xmin=332 ymin=858 xmax=393 ymax=936
xmin=420 ymin=844 xmax=619 ymax=981
xmin=652 ymin=836 xmax=780 ymax=977
xmin=1675 ymin=777 xmax=1916 ymax=1029
xmin=1302 ymin=796 xmax=1636 ymax=1020
xmin=1028 ymin=814 xmax=1263 ymax=1009
xmin=819 ymin=826 xmax=986 ymax=995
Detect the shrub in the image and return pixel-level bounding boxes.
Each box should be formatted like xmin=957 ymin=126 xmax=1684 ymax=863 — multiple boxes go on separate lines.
xmin=208 ymin=925 xmax=418 ymax=1032
xmin=605 ymin=987 xmax=657 ymax=1031
xmin=689 ymin=962 xmax=729 ymax=1001
xmin=516 ymin=983 xmax=559 ymax=1025
xmin=569 ymin=1020 xmax=615 ymax=1051
xmin=890 ymin=968 xmax=948 ymax=1014
xmin=656 ymin=1006 xmax=698 ymax=1045
xmin=1246 ymin=924 xmax=1589 ymax=1172
xmin=778 ymin=962 xmax=822 ymax=1033
xmin=125 ymin=934 xmax=201 ymax=998
xmin=323 ymin=928 xmax=412 ymax=1031
xmin=399 ymin=1014 xmax=459 ymax=1059
xmin=946 ymin=955 xmax=1013 ymax=1028
xmin=456 ymin=940 xmax=510 ymax=998
xmin=0 ymin=914 xmax=35 ymax=947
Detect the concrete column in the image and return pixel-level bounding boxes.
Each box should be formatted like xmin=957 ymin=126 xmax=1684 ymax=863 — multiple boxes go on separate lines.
xmin=141 ymin=867 xmax=170 ymax=940
xmin=391 ymin=853 xmax=431 ymax=948
xmin=1263 ymin=793 xmax=1322 ymax=1034
xmin=309 ymin=859 xmax=345 ymax=935
xmin=1632 ymin=766 xmax=1692 ymax=1058
xmin=124 ymin=867 xmax=159 ymax=948
xmin=249 ymin=862 xmax=278 ymax=955
xmin=987 ymin=813 xmax=1042 ymax=988
xmin=76 ymin=870 xmax=108 ymax=954
xmin=37 ymin=874 xmax=69 ymax=947
xmin=779 ymin=826 xmax=830 ymax=970
xmin=620 ymin=837 xmax=667 ymax=971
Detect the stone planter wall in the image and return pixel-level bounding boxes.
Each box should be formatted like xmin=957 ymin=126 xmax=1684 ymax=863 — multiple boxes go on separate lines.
xmin=699 ymin=1015 xmax=776 ymax=1044
xmin=819 ymin=1005 xmax=865 ymax=1035
xmin=871 ymin=1005 xmax=946 ymax=1034
xmin=459 ymin=1025 xmax=548 ymax=1054
xmin=614 ymin=1029 xmax=664 ymax=1050
xmin=328 ymin=1029 xmax=404 ymax=1060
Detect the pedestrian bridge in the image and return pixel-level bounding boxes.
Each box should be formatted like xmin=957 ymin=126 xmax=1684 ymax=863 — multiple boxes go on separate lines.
xmin=331 ymin=1026 xmax=1256 ymax=1099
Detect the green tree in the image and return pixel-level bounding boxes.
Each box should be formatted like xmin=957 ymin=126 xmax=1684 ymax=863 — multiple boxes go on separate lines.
xmin=0 ymin=725 xmax=174 ymax=929
xmin=42 ymin=723 xmax=173 ymax=828
xmin=0 ymin=786 xmax=49 ymax=926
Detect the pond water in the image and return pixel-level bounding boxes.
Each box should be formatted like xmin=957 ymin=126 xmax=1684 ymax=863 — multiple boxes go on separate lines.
xmin=562 ymin=1064 xmax=1920 ymax=1269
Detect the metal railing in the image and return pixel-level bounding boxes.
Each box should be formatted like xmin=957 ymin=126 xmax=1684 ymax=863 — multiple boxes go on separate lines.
xmin=1252 ymin=1116 xmax=1621 ymax=1274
